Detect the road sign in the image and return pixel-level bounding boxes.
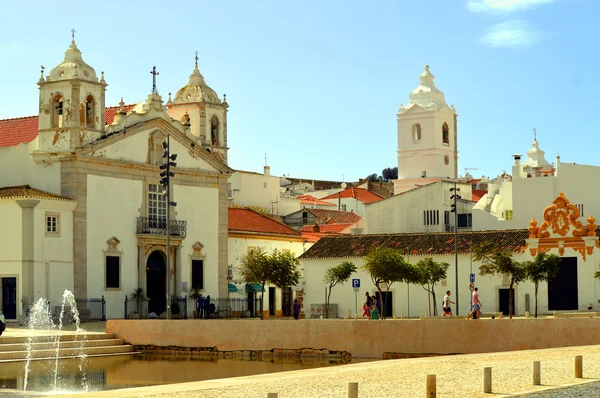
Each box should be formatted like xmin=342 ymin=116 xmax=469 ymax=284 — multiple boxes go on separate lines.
xmin=352 ymin=279 xmax=360 ymax=288
xmin=353 ymin=287 xmax=360 ymax=293
xmin=470 ymin=273 xmax=475 ymax=283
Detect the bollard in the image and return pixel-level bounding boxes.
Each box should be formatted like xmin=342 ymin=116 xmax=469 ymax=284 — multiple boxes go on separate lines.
xmin=499 ymin=312 xmax=503 ymax=319
xmin=348 ymin=310 xmax=352 ymax=319
xmin=401 ymin=313 xmax=404 ymax=320
xmin=419 ymin=316 xmax=423 ymax=320
xmin=348 ymin=382 xmax=358 ymax=398
xmin=525 ymin=311 xmax=530 ymax=318
xmin=394 ymin=314 xmax=397 ymax=320
xmin=425 ymin=313 xmax=428 ymax=318
xmin=483 ymin=367 xmax=492 ymax=393
xmin=426 ymin=374 xmax=436 ymax=397
xmin=355 ymin=314 xmax=358 ymax=320
xmin=533 ymin=361 xmax=541 ymax=385
xmin=575 ymin=355 xmax=583 ymax=378
xmin=267 ymin=394 xmax=278 ymax=398
xmin=553 ymin=311 xmax=557 ymax=318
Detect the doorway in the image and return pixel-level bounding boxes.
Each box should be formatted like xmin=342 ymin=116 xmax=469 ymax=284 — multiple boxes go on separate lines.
xmin=268 ymin=287 xmax=276 ymax=316
xmin=375 ymin=291 xmax=393 ymax=318
xmin=281 ymin=287 xmax=292 ymax=317
xmin=2 ymin=278 xmax=17 ymax=320
xmin=499 ymin=288 xmax=515 ymax=316
xmin=146 ymin=251 xmax=166 ymax=316
xmin=548 ymin=257 xmax=578 ymax=311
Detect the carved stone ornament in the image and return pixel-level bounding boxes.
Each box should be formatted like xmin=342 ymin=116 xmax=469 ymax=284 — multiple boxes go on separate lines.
xmin=192 ymin=241 xmax=204 ymax=256
xmin=536 ymin=192 xmax=586 ymax=238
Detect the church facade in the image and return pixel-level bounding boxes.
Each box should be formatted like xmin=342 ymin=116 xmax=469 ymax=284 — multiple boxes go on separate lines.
xmin=0 ymin=38 xmax=232 ymax=320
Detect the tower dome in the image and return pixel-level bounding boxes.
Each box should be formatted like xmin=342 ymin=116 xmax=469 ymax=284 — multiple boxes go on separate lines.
xmin=173 ymin=61 xmax=220 ymax=104
xmin=46 ymin=39 xmax=98 ymax=83
xmin=407 ymin=65 xmax=446 ymax=110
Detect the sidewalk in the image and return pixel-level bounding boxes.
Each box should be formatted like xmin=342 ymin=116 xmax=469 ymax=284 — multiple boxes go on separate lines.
xmin=70 ymin=344 xmax=600 ymax=398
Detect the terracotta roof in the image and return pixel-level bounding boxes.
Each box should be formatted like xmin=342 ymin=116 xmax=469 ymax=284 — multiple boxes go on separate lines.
xmin=0 ymin=104 xmax=136 ymax=148
xmin=472 ymin=189 xmax=487 ymax=202
xmin=229 ymin=208 xmax=301 ymax=237
xmin=300 ymin=223 xmax=354 ymax=233
xmin=297 ymin=195 xmax=336 ymax=207
xmin=321 ymin=187 xmax=384 ymax=204
xmin=0 ymin=185 xmax=74 ymax=201
xmin=300 ymin=208 xmax=362 ymax=225
xmin=299 ymin=229 xmax=531 ymax=259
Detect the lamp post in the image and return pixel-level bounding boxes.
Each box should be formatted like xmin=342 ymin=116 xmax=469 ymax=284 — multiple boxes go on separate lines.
xmin=449 ymin=182 xmax=461 ymax=315
xmin=160 ymin=136 xmax=177 ymax=320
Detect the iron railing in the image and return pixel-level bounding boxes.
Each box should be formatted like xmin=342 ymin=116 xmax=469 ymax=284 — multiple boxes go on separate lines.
xmin=192 ymin=297 xmax=263 ymax=319
xmin=136 ymin=217 xmax=187 ymax=238
xmin=124 ymin=295 xmax=150 ymax=319
xmin=75 ymin=296 xmax=106 ymax=321
xmin=171 ymin=296 xmax=188 ymax=319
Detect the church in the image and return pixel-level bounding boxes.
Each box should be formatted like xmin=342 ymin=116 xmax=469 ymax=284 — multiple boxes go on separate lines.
xmin=0 ymin=36 xmax=232 ymax=320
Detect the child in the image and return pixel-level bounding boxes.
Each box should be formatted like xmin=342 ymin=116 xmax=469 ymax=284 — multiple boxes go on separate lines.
xmin=362 ymin=301 xmax=370 ymax=319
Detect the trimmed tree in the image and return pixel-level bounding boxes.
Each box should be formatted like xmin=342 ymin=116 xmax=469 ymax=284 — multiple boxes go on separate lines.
xmin=473 ymin=242 xmax=526 ymax=319
xmin=524 ymin=252 xmax=560 ymax=318
xmin=323 ymin=261 xmax=357 ymax=318
xmin=239 ymin=248 xmax=299 ymax=320
xmin=415 ymin=258 xmax=449 ymax=316
xmin=362 ymin=246 xmax=414 ymax=320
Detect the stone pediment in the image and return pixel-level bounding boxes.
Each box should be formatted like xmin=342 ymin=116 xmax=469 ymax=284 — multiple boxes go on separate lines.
xmin=526 ymin=192 xmax=599 ymax=260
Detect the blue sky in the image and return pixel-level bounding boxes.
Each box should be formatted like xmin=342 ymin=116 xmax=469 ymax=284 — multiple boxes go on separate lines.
xmin=0 ymin=0 xmax=596 ymax=182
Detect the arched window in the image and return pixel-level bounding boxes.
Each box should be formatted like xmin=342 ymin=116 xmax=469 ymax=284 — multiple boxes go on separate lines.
xmin=85 ymin=95 xmax=95 ymax=128
xmin=412 ymin=123 xmax=422 ymax=142
xmin=442 ymin=122 xmax=449 ymax=145
xmin=210 ymin=116 xmax=219 ymax=145
xmin=52 ymin=94 xmax=64 ymax=128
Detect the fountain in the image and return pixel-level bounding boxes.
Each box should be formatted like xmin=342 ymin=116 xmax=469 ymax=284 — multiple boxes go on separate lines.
xmin=23 ymin=289 xmax=89 ymax=393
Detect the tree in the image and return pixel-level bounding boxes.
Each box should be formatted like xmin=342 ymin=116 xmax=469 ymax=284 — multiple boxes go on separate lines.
xmin=524 ymin=252 xmax=560 ymax=318
xmin=239 ymin=248 xmax=299 ymax=319
xmin=323 ymin=261 xmax=357 ymax=318
xmin=473 ymin=242 xmax=526 ymax=319
xmin=362 ymin=247 xmax=415 ymax=320
xmin=367 ymin=173 xmax=380 ymax=182
xmin=381 ymin=167 xmax=398 ymax=182
xmin=415 ymin=258 xmax=449 ymax=316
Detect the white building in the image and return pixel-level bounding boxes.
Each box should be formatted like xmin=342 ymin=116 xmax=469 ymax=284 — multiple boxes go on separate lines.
xmin=320 ymin=187 xmax=384 ymax=217
xmin=0 ymin=37 xmax=232 ymax=320
xmin=228 ymin=208 xmax=305 ymax=318
xmin=473 ymin=138 xmax=599 ymax=231
xmin=301 ymin=193 xmax=600 ymax=318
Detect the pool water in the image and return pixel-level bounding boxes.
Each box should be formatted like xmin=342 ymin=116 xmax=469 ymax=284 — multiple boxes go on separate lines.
xmin=0 ymin=354 xmax=356 ymax=396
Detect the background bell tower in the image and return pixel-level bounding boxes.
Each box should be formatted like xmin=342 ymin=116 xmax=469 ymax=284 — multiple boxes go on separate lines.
xmin=396 ymin=65 xmax=457 ymax=180
xmin=37 ymin=33 xmax=107 ymax=152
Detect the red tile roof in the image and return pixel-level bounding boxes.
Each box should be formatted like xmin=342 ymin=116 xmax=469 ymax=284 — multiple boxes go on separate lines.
xmin=0 ymin=104 xmax=136 ymax=148
xmin=297 ymin=195 xmax=336 ymax=207
xmin=472 ymin=189 xmax=487 ymax=202
xmin=229 ymin=208 xmax=302 ymax=237
xmin=0 ymin=185 xmax=74 ymax=201
xmin=302 ymin=208 xmax=362 ymax=225
xmin=321 ymin=187 xmax=384 ymax=204
xmin=300 ymin=223 xmax=354 ymax=233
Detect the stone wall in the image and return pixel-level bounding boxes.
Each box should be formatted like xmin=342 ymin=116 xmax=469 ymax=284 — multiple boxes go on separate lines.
xmin=107 ymin=318 xmax=600 ymax=359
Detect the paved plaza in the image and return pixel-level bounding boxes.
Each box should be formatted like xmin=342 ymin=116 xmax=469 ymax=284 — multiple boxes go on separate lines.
xmin=66 ymin=344 xmax=600 ymax=398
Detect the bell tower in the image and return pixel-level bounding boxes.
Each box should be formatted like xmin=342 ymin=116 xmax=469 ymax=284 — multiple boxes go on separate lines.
xmin=167 ymin=52 xmax=228 ymax=164
xmin=37 ymin=32 xmax=107 ymax=152
xmin=396 ymin=65 xmax=457 ymax=180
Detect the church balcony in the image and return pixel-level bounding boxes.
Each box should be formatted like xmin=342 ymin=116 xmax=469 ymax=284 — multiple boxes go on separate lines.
xmin=136 ymin=217 xmax=187 ymax=238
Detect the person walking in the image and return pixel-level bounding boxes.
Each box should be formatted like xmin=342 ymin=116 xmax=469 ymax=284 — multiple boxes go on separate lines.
xmin=442 ymin=290 xmax=455 ymax=316
xmin=370 ymin=295 xmax=380 ymax=320
xmin=467 ymin=288 xmax=482 ymax=319
xmin=361 ymin=301 xmax=371 ymax=319
xmin=197 ymin=294 xmax=205 ymax=319
xmin=365 ymin=292 xmax=372 ymax=309
xmin=293 ymin=298 xmax=301 ymax=320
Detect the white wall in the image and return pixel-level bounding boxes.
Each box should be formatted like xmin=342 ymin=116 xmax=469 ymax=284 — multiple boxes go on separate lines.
xmin=0 ymin=143 xmax=61 ymax=194
xmin=229 ymin=171 xmax=283 ymax=214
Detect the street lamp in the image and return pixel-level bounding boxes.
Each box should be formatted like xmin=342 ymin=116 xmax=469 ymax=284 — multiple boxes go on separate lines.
xmin=160 ymin=136 xmax=177 ymax=320
xmin=449 ymin=183 xmax=461 ymax=315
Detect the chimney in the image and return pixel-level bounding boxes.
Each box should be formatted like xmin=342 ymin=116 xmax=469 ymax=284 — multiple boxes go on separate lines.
xmin=312 ymin=224 xmax=320 ymax=233
xmin=264 ymin=165 xmax=270 ymax=176
xmin=512 ymin=154 xmax=522 ymax=179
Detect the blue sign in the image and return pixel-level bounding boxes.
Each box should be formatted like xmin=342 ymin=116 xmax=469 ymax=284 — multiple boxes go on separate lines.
xmin=470 ymin=273 xmax=475 ymax=283
xmin=352 ymin=279 xmax=360 ymax=288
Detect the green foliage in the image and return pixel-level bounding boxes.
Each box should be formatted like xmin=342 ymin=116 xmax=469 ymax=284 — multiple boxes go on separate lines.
xmin=131 ymin=288 xmax=147 ymax=300
xmin=473 ymin=242 xmax=525 ymax=318
xmin=524 ymin=252 xmax=561 ymax=317
xmin=415 ymin=258 xmax=449 ymax=316
xmin=324 ymin=261 xmax=357 ymax=317
xmin=239 ymin=248 xmax=299 ymax=319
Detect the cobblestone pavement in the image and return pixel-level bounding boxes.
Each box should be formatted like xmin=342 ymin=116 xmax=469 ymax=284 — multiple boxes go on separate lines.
xmin=517 ymin=380 xmax=600 ymax=397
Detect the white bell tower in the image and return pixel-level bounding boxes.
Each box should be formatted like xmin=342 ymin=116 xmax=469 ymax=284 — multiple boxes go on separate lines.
xmin=37 ymin=32 xmax=107 ymax=152
xmin=396 ymin=65 xmax=457 ymax=180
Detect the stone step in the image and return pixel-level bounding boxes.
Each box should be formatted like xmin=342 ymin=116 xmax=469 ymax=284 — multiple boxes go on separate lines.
xmin=0 ymin=338 xmax=125 ymax=352
xmin=0 ymin=344 xmax=134 ymax=361
xmin=0 ymin=333 xmax=116 ymax=345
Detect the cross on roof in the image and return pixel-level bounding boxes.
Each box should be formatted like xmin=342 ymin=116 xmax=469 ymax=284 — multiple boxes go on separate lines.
xmin=194 ymin=50 xmax=199 ymax=67
xmin=532 ymin=127 xmax=537 ymax=140
xmin=71 ymin=29 xmax=76 ymax=41
xmin=150 ymin=66 xmax=159 ymax=94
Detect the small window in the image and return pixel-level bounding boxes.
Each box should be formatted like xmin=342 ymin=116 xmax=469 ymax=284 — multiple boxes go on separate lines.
xmin=412 ymin=123 xmax=422 ymax=142
xmin=503 ymin=210 xmax=513 ymax=221
xmin=442 ymin=122 xmax=449 ymax=145
xmin=105 ymin=256 xmax=120 ymax=289
xmin=341 ymin=204 xmax=347 ymax=211
xmin=457 ymin=213 xmax=473 ymax=228
xmin=444 ymin=155 xmax=450 ymax=165
xmin=191 ymin=259 xmax=204 ymax=290
xmin=263 ymin=182 xmax=267 ymax=188
xmin=423 ymin=210 xmax=440 ymax=226
xmin=46 ymin=213 xmax=60 ymax=236
xmin=575 ymin=204 xmax=584 ymax=216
